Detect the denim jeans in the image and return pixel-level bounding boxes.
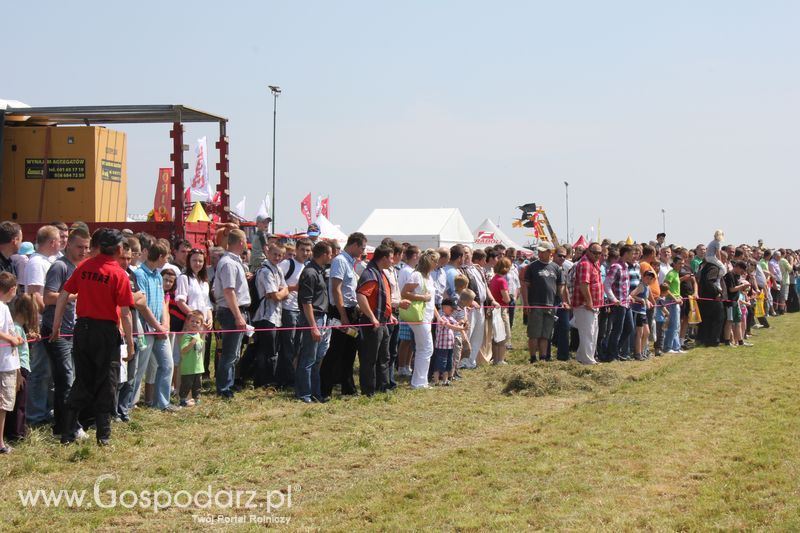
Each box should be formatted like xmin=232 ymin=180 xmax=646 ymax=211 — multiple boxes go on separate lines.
xmin=132 ymin=334 xmax=172 ymax=408
xmin=41 ymin=333 xmax=74 ymax=435
xmin=295 ymin=315 xmax=331 ymax=401
xmin=278 ymin=308 xmax=301 ymax=387
xmin=26 ymin=341 xmax=52 ymax=425
xmin=606 ymin=305 xmax=634 ymax=360
xmin=117 ymin=343 xmax=141 ymax=417
xmin=216 ymin=307 xmax=246 ymax=397
xmin=662 ymin=302 xmax=682 ymax=352
xmin=387 ymin=320 xmax=399 ymax=388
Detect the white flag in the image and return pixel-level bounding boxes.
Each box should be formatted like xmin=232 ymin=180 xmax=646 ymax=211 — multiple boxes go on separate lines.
xmin=256 ymin=195 xmax=271 ymax=220
xmin=190 ymin=136 xmax=213 ymax=200
xmin=234 ymin=196 xmax=246 ymax=217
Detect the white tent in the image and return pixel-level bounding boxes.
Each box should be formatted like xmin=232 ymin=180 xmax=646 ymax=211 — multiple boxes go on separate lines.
xmin=357 ymin=208 xmax=474 ymax=250
xmin=473 ymin=218 xmax=532 ymax=255
xmin=315 ymin=213 xmax=349 ymax=247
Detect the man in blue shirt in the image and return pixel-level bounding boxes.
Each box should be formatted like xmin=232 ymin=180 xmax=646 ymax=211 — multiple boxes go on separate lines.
xmin=320 ymin=232 xmax=367 ymax=398
xmin=131 ymin=241 xmax=175 ymax=411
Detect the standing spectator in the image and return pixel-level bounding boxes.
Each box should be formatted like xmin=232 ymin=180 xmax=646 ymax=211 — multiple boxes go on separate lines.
xmin=571 ymin=243 xmax=604 ymax=365
xmin=40 ymin=228 xmax=90 ymax=437
xmin=505 ymin=247 xmax=521 ymax=331
xmin=522 ymin=242 xmax=565 ymax=363
xmin=0 ymin=272 xmax=23 ymax=453
xmin=213 ymin=229 xmax=251 ymax=399
xmin=396 ymin=246 xmax=420 ymax=376
xmin=24 ymin=225 xmax=61 ymax=427
xmin=278 ymin=238 xmax=312 ymax=389
xmin=115 ymin=240 xmax=149 ymax=422
xmin=132 ymin=241 xmax=174 ymax=411
xmin=295 ymin=241 xmax=332 ymax=403
xmin=244 ymin=244 xmax=288 ymax=388
xmin=697 ymin=256 xmax=724 ymax=347
xmin=249 ymin=216 xmax=271 ymax=272
xmin=603 ymin=245 xmax=634 ymax=362
xmin=175 ymin=248 xmax=213 ymax=329
xmin=662 ymin=256 xmax=685 ymax=354
xmin=356 ymin=245 xmax=396 ymax=396
xmin=163 ymin=239 xmax=191 ymax=278
xmin=321 ymin=233 xmax=367 ymax=398
xmin=50 ymin=229 xmax=135 ymax=446
xmin=0 ymin=222 xmax=23 ymax=276
xmin=488 ymin=258 xmax=513 ymax=365
xmin=382 ymin=241 xmax=404 ymax=390
xmin=403 ymin=250 xmax=439 ymax=389
xmin=550 ymin=246 xmax=572 ymax=361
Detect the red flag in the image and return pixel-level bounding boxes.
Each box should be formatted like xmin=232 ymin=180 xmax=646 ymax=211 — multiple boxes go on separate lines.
xmin=300 ymin=193 xmax=313 ymax=225
xmin=320 ymin=196 xmax=329 ymax=219
xmin=153 ymin=168 xmax=173 ymax=222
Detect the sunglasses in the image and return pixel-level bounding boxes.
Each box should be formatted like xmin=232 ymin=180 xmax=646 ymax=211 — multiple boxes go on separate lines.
xmin=556 ymin=254 xmax=566 ymax=258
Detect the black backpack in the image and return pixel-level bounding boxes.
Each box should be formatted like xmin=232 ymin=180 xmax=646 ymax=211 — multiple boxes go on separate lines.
xmin=248 ymin=266 xmax=265 ymax=317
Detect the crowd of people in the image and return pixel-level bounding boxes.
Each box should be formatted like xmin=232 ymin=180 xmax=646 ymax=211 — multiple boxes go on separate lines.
xmin=0 ymin=217 xmax=797 ymax=452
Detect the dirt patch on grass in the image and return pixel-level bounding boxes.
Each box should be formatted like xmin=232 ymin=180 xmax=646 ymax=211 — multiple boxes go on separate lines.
xmin=500 ymin=363 xmax=621 ymax=396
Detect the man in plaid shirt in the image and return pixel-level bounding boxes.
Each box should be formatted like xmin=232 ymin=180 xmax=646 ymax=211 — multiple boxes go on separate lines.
xmin=603 ymin=245 xmax=634 ymax=362
xmin=570 ymin=243 xmax=604 ymax=365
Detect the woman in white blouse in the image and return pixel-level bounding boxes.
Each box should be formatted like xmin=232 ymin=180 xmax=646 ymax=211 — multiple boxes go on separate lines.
xmin=402 ymin=249 xmax=440 ymax=389
xmin=175 ymin=249 xmax=213 ymax=328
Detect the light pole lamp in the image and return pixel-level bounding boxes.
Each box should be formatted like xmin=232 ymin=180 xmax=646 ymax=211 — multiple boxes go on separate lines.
xmin=269 ymin=85 xmax=281 ymax=232
xmin=661 ymin=208 xmax=666 ymax=234
xmin=564 ymin=181 xmax=570 ymax=244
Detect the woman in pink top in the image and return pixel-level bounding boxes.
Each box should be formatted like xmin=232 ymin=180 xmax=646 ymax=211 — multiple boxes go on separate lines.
xmin=488 ymin=258 xmax=512 ymax=364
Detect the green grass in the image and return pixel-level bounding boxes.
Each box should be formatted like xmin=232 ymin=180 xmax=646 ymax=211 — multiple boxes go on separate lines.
xmin=1 ymin=314 xmax=799 ymax=531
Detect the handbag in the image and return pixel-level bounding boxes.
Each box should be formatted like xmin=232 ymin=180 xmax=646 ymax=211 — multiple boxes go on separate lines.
xmin=399 ymin=278 xmax=427 ymax=323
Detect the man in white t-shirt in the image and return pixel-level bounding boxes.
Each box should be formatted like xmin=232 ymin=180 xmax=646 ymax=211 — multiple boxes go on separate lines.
xmin=24 ymin=225 xmax=60 ymax=427
xmin=278 ymin=238 xmax=312 ymax=388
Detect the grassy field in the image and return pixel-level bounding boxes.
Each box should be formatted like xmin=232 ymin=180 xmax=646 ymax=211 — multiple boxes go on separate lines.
xmin=1 ymin=313 xmax=799 ymax=531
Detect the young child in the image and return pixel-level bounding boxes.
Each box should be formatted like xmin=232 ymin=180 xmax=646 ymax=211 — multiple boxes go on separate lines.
xmin=0 ymin=272 xmax=24 ymax=454
xmin=452 ymin=281 xmax=474 ymax=379
xmin=706 ymin=229 xmax=726 ymax=291
xmin=654 ymin=282 xmax=670 ymax=357
xmin=179 ymin=311 xmax=206 ymax=407
xmin=432 ymin=299 xmax=466 ymax=386
xmin=5 ymin=293 xmax=38 ymax=442
xmin=629 ymin=270 xmax=654 ymax=360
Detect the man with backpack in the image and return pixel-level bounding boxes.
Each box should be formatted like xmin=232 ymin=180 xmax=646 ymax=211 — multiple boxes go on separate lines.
xmin=241 ymin=244 xmax=288 ymax=388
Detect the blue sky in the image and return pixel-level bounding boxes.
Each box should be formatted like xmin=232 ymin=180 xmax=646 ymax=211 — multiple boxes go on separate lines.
xmin=4 ymin=1 xmax=798 ymax=247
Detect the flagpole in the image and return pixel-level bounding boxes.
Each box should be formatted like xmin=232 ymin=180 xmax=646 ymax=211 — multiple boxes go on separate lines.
xmin=269 ymin=85 xmax=281 ymax=232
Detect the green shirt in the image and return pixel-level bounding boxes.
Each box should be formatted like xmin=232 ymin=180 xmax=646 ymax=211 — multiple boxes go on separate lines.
xmin=779 ymin=258 xmax=791 ymax=285
xmin=665 ymin=269 xmax=681 ymax=299
xmin=15 ymin=324 xmax=30 ymax=372
xmin=180 ymin=333 xmax=205 ymax=376
xmin=690 ymin=257 xmax=702 ymax=273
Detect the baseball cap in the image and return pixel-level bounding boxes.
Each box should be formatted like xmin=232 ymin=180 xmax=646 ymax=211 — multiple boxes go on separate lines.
xmin=307 ymin=223 xmax=320 ymax=238
xmin=19 ymin=241 xmax=34 ymax=256
xmin=537 ymin=242 xmax=554 ymax=252
xmin=256 ymin=215 xmax=272 ymax=223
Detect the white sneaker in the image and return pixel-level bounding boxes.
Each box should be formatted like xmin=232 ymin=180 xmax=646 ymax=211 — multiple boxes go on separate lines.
xmin=75 ymin=428 xmax=89 ymax=441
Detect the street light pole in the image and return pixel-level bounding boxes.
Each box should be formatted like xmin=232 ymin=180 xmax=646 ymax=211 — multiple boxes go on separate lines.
xmin=269 ymin=85 xmax=281 ymax=232
xmin=661 ymin=208 xmax=666 ymax=234
xmin=564 ymin=181 xmax=570 ymax=244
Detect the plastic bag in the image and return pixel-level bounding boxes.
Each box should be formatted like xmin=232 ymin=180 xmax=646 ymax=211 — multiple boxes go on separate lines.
xmin=492 ymin=309 xmax=506 ymax=343
xmin=688 ymin=297 xmax=702 ymax=325
xmin=755 ymin=293 xmax=766 ymax=318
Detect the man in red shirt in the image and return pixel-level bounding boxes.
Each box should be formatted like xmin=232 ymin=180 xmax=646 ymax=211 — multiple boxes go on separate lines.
xmin=50 ymin=228 xmax=135 ymax=445
xmin=356 ymin=245 xmax=397 ymax=396
xmin=570 ymin=242 xmax=604 ymax=365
